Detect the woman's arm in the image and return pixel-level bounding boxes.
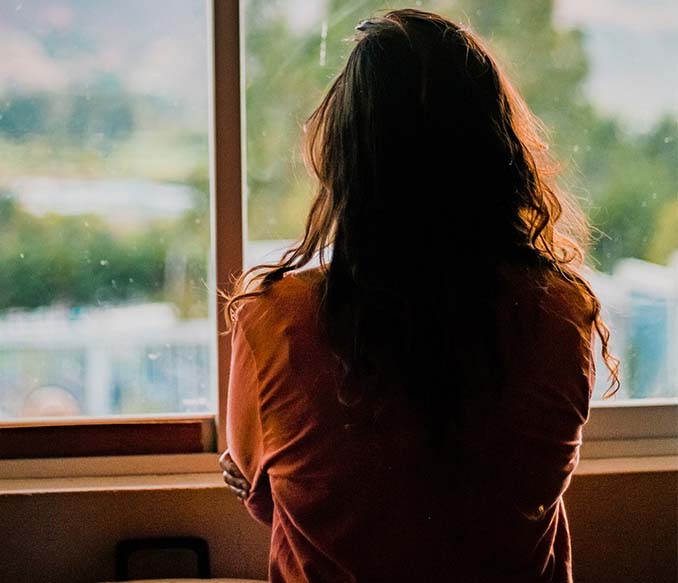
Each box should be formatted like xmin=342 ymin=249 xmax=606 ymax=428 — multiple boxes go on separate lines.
xmin=495 ymin=298 xmax=594 ymax=519
xmin=225 ymin=316 xmax=274 ymax=526
xmin=486 ymin=283 xmax=595 ymax=577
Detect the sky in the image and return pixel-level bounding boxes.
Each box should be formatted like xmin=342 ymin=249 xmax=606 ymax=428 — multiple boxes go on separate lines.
xmin=280 ymin=0 xmax=678 ymax=131
xmin=0 ymin=0 xmax=676 ymax=132
xmin=0 ymin=0 xmax=209 ymax=120
xmin=554 ymin=0 xmax=678 ymax=131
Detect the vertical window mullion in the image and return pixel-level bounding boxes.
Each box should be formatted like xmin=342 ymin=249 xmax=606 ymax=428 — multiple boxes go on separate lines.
xmin=212 ymin=0 xmax=244 ymax=452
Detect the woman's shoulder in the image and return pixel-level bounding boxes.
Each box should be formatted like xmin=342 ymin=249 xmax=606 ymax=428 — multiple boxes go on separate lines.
xmin=498 ymin=257 xmax=596 ymax=333
xmin=267 ymin=266 xmax=325 ymax=304
xmin=234 ymin=267 xmax=325 ymax=332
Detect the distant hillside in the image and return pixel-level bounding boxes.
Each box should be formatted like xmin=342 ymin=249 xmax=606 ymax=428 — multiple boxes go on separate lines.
xmin=0 ymin=0 xmax=208 ymax=116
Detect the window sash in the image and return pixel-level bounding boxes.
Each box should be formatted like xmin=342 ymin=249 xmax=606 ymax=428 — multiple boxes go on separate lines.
xmin=0 ymin=415 xmax=216 ymax=459
xmin=583 ymin=399 xmax=678 ymax=459
xmin=0 ymin=0 xmax=242 ymax=460
xmin=0 ymin=0 xmax=675 ymax=465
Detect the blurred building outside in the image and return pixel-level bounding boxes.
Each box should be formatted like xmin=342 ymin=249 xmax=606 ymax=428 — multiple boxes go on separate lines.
xmin=1 ymin=240 xmax=675 ymax=419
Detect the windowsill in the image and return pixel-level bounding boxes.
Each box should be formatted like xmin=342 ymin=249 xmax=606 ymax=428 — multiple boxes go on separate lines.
xmin=1 ymin=401 xmax=675 ymax=495
xmin=0 ymin=452 xmax=220 ymax=480
xmin=0 ymin=453 xmax=222 ymax=495
xmin=582 ymin=399 xmax=677 ymax=458
xmin=1 ymin=451 xmax=677 ymax=496
xmin=0 ymin=472 xmax=224 ymax=495
xmin=0 ymin=455 xmax=675 ymax=496
xmin=576 ymin=456 xmax=677 ymax=475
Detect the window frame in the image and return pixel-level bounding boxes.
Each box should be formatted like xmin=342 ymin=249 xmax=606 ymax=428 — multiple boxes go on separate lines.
xmin=0 ymin=0 xmax=676 ymax=477
xmin=584 ymin=399 xmax=677 ymax=459
xmin=0 ymin=0 xmax=241 ymax=461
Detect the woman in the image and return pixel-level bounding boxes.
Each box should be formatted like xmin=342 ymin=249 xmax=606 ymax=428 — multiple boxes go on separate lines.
xmin=220 ymin=9 xmax=618 ymax=582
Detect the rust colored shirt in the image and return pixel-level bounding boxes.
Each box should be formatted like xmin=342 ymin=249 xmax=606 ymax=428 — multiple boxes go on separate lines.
xmin=227 ymin=264 xmax=595 ymax=583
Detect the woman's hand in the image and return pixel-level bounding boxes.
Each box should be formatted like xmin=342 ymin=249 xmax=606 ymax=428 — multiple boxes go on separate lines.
xmin=219 ymin=450 xmax=251 ymax=503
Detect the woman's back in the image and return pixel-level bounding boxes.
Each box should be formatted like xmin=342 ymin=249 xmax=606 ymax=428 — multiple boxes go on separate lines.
xmin=227 ymin=260 xmax=595 ymax=582
xmin=223 ymin=10 xmax=618 ymax=581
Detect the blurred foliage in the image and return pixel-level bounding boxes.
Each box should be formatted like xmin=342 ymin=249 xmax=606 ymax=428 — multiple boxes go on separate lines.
xmin=0 ymin=75 xmax=135 ymax=146
xmin=0 ymin=0 xmax=675 ymax=317
xmin=0 ymin=192 xmax=159 ymax=309
xmin=648 ymin=198 xmax=678 ymax=265
xmin=0 ymin=72 xmax=210 ymax=315
xmin=0 ymin=178 xmax=209 ymax=316
xmin=244 ymin=0 xmax=677 ymax=270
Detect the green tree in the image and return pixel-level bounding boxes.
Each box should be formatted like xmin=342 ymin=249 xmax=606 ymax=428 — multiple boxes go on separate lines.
xmin=0 ymin=192 xmax=168 ymax=311
xmin=66 ymin=74 xmax=135 ymax=144
xmin=243 ymin=0 xmax=677 ymax=271
xmin=0 ymin=93 xmax=50 ymax=140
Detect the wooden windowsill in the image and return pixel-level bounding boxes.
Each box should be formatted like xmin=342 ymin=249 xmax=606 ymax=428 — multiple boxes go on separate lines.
xmin=0 ymin=452 xmax=221 ymax=481
xmin=1 ymin=403 xmax=674 ymax=492
xmin=0 ymin=452 xmax=223 ymax=494
xmin=576 ymin=455 xmax=678 ymax=475
xmin=0 ymin=472 xmax=225 ymax=495
xmin=0 ymin=454 xmax=675 ymax=496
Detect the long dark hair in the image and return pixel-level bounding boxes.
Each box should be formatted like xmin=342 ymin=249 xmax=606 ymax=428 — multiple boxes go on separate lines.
xmin=226 ymin=9 xmax=619 ymax=411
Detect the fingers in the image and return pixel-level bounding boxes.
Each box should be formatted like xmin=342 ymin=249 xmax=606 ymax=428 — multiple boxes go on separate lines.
xmin=218 ymin=449 xmax=233 ymax=471
xmin=219 ymin=450 xmax=251 ymax=501
xmin=222 ymin=469 xmax=249 ymax=492
xmin=219 ymin=451 xmax=247 ymax=479
xmin=224 ymin=472 xmax=249 ymax=501
xmin=224 ymin=458 xmax=245 ymax=479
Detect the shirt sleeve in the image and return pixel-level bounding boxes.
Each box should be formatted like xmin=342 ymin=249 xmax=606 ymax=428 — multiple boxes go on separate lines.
xmin=495 ymin=307 xmax=594 ymax=520
xmin=226 ymin=316 xmax=273 ymax=526
xmin=498 ymin=314 xmax=594 ymax=520
xmin=486 ymin=288 xmax=595 ymax=576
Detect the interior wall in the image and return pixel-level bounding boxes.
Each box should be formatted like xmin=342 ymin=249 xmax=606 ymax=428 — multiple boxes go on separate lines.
xmin=0 ymin=488 xmax=270 ymax=583
xmin=0 ymin=471 xmax=675 ymax=583
xmin=565 ymin=472 xmax=677 ymax=583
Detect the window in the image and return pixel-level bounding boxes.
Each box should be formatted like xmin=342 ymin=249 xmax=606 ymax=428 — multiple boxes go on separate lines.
xmin=0 ymin=1 xmax=214 ymax=423
xmin=243 ymin=0 xmax=678 ymax=403
xmin=0 ymin=1 xmax=244 ymax=459
xmin=0 ymin=0 xmax=675 ymax=466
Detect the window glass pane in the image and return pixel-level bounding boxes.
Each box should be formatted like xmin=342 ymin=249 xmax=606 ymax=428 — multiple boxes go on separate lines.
xmin=0 ymin=1 xmax=213 ymax=419
xmin=244 ymin=0 xmax=677 ymax=400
